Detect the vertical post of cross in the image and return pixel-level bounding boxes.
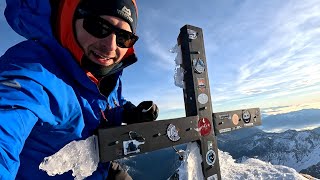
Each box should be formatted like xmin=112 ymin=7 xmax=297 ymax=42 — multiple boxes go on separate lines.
xmin=178 ymin=25 xmax=221 ymax=179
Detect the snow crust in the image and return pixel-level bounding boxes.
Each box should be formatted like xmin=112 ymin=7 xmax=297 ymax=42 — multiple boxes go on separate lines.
xmin=171 ymin=44 xmax=185 ymax=89
xmin=39 ymin=135 xmax=99 ymax=180
xmin=219 ymin=150 xmax=307 ymax=180
xmin=176 ymin=143 xmax=204 ymax=180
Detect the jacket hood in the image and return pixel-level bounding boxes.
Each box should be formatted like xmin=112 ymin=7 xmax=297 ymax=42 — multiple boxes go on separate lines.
xmin=5 ymin=0 xmax=53 ymax=39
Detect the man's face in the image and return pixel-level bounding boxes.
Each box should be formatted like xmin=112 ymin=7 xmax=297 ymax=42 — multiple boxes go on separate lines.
xmin=75 ymin=15 xmax=131 ymax=67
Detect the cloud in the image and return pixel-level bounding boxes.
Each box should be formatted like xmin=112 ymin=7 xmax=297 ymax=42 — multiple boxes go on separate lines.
xmin=209 ymin=0 xmax=320 ymax=108
xmin=259 ymin=108 xmax=320 ymax=132
xmin=123 ymin=0 xmax=320 ymax=116
xmin=261 ymin=103 xmax=320 ymax=116
xmin=140 ymin=31 xmax=176 ymax=70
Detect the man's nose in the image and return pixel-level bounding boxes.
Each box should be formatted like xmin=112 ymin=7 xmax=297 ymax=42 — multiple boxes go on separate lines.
xmin=100 ymin=33 xmax=117 ymax=51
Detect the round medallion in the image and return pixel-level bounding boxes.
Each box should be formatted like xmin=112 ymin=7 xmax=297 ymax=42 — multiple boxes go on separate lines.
xmin=206 ymin=149 xmax=216 ymax=166
xmin=198 ymin=93 xmax=208 ymax=104
xmin=167 ymin=124 xmax=181 ymax=142
xmin=198 ymin=118 xmax=212 ymax=136
xmin=232 ymin=114 xmax=239 ymax=125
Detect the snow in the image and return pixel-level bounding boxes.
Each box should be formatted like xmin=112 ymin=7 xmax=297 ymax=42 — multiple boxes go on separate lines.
xmin=39 ymin=137 xmax=309 ymax=180
xmin=177 ymin=143 xmax=308 ymax=180
xmin=171 ymin=44 xmax=185 ymax=89
xmin=175 ymin=143 xmax=204 ymax=180
xmin=219 ymin=151 xmax=306 ymax=180
xmin=264 ymin=133 xmax=320 ymax=171
xmin=239 ymin=129 xmax=320 ymax=172
xmin=295 ymin=144 xmax=320 ymax=171
xmin=39 ymin=136 xmax=99 ymax=180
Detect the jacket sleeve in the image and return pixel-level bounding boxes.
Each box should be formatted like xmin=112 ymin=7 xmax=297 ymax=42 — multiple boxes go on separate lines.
xmin=0 ymin=76 xmax=48 ymax=178
xmin=0 ymin=108 xmax=38 ymax=178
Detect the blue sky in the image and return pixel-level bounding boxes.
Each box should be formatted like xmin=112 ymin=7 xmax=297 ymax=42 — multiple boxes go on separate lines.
xmin=1 ymin=0 xmax=320 ymax=120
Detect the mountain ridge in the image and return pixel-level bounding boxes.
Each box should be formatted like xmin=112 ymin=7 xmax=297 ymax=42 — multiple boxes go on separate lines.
xmin=218 ymin=126 xmax=320 ymax=178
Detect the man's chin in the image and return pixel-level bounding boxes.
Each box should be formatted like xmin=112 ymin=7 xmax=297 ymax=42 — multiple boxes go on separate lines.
xmin=81 ymin=56 xmax=119 ymax=78
xmin=90 ymin=57 xmax=115 ymax=67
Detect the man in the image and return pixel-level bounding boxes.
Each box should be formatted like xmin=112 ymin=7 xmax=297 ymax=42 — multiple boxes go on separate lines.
xmin=0 ymin=0 xmax=158 ymax=179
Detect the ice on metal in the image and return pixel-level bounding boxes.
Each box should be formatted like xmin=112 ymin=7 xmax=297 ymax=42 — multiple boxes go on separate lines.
xmin=171 ymin=44 xmax=183 ymax=65
xmin=39 ymin=135 xmax=99 ymax=180
xmin=174 ymin=67 xmax=185 ymax=89
xmin=171 ymin=44 xmax=185 ymax=89
xmin=176 ymin=142 xmax=204 ymax=180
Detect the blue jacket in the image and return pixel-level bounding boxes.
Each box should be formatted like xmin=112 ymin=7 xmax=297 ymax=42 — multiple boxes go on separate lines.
xmin=0 ymin=0 xmax=133 ymax=179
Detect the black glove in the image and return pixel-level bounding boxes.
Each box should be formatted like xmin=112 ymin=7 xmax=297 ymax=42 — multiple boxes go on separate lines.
xmin=123 ymin=101 xmax=159 ymax=124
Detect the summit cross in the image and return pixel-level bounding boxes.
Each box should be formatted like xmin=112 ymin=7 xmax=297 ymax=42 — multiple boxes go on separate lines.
xmin=98 ymin=25 xmax=262 ymax=180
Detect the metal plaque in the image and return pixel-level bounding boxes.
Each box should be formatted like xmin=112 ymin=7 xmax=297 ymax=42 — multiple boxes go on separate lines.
xmin=198 ymin=93 xmax=209 ymax=104
xmin=198 ymin=118 xmax=212 ymax=136
xmin=167 ymin=124 xmax=181 ymax=142
xmin=193 ymin=58 xmax=205 ymax=74
xmin=206 ymin=149 xmax=216 ymax=166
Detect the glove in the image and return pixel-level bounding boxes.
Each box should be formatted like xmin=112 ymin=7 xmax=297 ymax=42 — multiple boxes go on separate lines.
xmin=123 ymin=101 xmax=159 ymax=124
xmin=136 ymin=101 xmax=159 ymax=122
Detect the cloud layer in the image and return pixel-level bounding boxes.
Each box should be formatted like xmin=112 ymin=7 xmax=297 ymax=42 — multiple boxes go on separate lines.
xmin=131 ymin=0 xmax=320 ymax=114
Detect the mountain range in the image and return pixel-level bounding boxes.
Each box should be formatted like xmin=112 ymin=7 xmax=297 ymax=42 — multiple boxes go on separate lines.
xmin=260 ymin=108 xmax=320 ymax=132
xmin=218 ymin=125 xmax=320 ymax=178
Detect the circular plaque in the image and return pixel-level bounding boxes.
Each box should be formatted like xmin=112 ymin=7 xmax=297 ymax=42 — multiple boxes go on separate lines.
xmin=232 ymin=114 xmax=239 ymax=125
xmin=167 ymin=124 xmax=180 ymax=142
xmin=198 ymin=93 xmax=208 ymax=104
xmin=198 ymin=118 xmax=212 ymax=136
xmin=206 ymin=149 xmax=216 ymax=166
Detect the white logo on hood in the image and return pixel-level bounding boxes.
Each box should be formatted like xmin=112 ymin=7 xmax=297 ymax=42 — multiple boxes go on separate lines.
xmin=117 ymin=6 xmax=133 ymax=23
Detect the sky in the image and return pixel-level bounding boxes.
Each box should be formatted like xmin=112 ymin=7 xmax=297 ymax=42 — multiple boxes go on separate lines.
xmin=1 ymin=0 xmax=320 ymax=121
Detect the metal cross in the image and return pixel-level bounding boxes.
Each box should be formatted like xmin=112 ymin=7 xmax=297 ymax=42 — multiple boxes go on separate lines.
xmin=98 ymin=25 xmax=262 ymax=180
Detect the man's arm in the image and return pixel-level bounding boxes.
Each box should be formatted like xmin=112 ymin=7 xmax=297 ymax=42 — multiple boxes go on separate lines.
xmin=0 ymin=108 xmax=38 ymax=179
xmin=0 ymin=76 xmax=46 ymax=179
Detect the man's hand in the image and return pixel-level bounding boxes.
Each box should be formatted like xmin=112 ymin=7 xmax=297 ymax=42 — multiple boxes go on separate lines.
xmin=123 ymin=101 xmax=159 ymax=124
xmin=136 ymin=101 xmax=159 ymax=122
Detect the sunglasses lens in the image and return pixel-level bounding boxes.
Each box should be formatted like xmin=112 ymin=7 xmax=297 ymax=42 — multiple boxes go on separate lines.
xmin=83 ymin=16 xmax=138 ymax=48
xmin=116 ymin=31 xmax=138 ymax=48
xmin=83 ymin=17 xmax=112 ymax=38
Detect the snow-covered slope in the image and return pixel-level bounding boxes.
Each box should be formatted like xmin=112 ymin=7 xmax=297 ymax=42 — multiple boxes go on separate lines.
xmin=219 ymin=150 xmax=307 ymax=180
xmin=300 ymin=162 xmax=320 ymax=179
xmin=175 ymin=143 xmax=307 ymax=180
xmin=218 ymin=127 xmax=320 ymax=177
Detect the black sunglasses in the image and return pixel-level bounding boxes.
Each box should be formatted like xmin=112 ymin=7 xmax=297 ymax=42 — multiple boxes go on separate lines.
xmin=82 ymin=15 xmax=139 ymax=48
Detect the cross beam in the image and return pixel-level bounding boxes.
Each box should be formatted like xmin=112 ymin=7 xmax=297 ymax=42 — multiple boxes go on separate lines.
xmin=97 ymin=25 xmax=262 ymax=180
